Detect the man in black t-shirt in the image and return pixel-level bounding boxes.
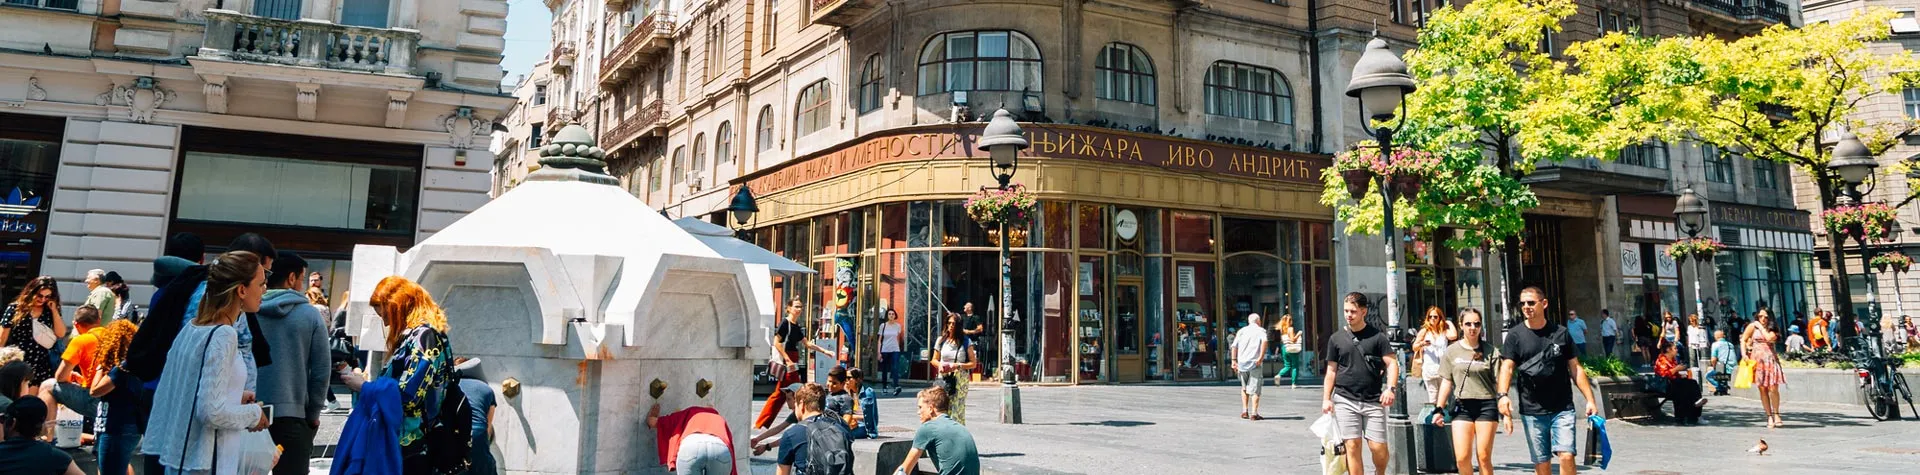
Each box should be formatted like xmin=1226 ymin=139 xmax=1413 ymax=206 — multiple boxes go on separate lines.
xmin=1321 ymin=292 xmax=1398 ymax=475
xmin=1497 ymin=286 xmax=1597 ymax=475
xmin=961 ymin=302 xmax=992 ymax=376
xmin=758 ymin=298 xmax=837 ymax=429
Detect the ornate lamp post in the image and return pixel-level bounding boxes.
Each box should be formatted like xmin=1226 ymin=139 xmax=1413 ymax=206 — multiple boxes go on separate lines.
xmin=979 ymin=109 xmax=1030 ymax=424
xmin=1829 ymin=132 xmax=1880 ymax=348
xmin=1342 ymin=37 xmax=1418 ymax=475
xmin=728 ymin=185 xmax=759 ymax=240
xmin=1674 ymin=188 xmax=1709 ymax=360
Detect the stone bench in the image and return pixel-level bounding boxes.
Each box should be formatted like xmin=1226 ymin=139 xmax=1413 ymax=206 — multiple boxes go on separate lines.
xmin=852 ymin=437 xmax=935 ymax=475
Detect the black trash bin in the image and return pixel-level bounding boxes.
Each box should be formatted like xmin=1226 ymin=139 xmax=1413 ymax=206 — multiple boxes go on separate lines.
xmin=1415 ymin=405 xmax=1458 ymax=473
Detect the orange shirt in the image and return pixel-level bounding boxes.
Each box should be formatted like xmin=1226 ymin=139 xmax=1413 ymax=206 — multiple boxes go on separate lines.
xmin=61 ymin=327 xmax=104 ymax=385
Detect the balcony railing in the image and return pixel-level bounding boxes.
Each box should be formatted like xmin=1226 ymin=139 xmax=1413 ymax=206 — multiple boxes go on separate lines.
xmin=605 ymin=101 xmax=665 ymax=151
xmin=810 ymin=0 xmax=881 ymax=27
xmin=551 ymin=41 xmax=576 ymax=72
xmin=198 ymin=9 xmax=419 ymax=75
xmin=1690 ymin=0 xmax=1792 ymax=25
xmin=598 ymin=12 xmax=676 ymax=85
xmin=547 ymin=106 xmax=579 ymax=126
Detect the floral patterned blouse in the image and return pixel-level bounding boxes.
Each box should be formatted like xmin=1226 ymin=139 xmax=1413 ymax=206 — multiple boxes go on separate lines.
xmin=381 ymin=324 xmax=453 ymax=449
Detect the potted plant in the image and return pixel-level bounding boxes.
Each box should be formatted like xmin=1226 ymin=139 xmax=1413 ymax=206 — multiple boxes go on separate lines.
xmin=1332 ymin=143 xmax=1441 ymax=200
xmin=1871 ymin=252 xmax=1914 ymax=273
xmin=965 ymin=183 xmax=1038 ymax=228
xmin=1821 ymin=203 xmax=1899 ymax=242
xmin=1664 ymin=237 xmax=1726 ymax=262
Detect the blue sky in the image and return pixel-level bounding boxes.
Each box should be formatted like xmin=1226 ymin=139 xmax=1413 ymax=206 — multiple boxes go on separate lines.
xmin=501 ymin=0 xmax=553 ymax=88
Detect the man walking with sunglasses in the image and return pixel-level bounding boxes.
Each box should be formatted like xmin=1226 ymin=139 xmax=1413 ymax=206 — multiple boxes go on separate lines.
xmin=1497 ymin=286 xmax=1597 ymax=475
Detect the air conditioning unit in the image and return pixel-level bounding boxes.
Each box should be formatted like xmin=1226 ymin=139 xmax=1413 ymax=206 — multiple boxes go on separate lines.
xmin=687 ymin=170 xmax=705 ymax=191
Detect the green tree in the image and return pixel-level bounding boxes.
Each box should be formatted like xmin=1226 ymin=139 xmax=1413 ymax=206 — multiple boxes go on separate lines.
xmin=1658 ymin=9 xmax=1920 ymax=346
xmin=1320 ymin=0 xmax=1683 ymax=287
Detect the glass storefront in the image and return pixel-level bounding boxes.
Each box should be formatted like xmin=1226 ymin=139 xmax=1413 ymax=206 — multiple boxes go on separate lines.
xmin=1716 ymin=250 xmax=1815 ymax=324
xmin=0 ymin=113 xmax=62 ymax=294
xmin=747 ymin=197 xmax=1333 ymax=384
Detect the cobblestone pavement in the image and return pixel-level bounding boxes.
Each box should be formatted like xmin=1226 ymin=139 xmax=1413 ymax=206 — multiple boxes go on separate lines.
xmin=745 ymin=382 xmax=1920 ymax=474
xmin=234 ymin=381 xmax=1920 ymax=475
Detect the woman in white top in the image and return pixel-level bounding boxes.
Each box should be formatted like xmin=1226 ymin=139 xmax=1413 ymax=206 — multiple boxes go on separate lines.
xmin=1410 ymin=305 xmax=1458 ymax=403
xmin=144 ymin=251 xmax=273 ymax=475
xmin=878 ymin=309 xmax=905 ymax=396
xmin=1687 ymin=314 xmax=1710 ymax=357
xmin=931 ymin=312 xmax=978 ymax=425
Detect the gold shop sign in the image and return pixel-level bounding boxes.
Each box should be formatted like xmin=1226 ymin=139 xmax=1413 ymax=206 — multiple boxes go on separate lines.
xmin=1711 ymin=203 xmax=1809 ymax=231
xmin=736 ymin=124 xmax=1330 ymax=195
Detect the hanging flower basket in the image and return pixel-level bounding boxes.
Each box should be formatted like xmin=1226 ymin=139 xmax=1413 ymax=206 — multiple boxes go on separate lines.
xmin=1332 ymin=143 xmax=1441 ymax=199
xmin=1665 ymin=237 xmax=1726 ymax=262
xmin=966 ymin=183 xmax=1038 ymax=228
xmin=1820 ymin=203 xmax=1898 ymax=242
xmin=1871 ymin=253 xmax=1914 ymax=273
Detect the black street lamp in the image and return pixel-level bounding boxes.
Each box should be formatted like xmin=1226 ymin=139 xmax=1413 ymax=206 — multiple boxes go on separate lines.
xmin=1343 ymin=37 xmax=1418 ymax=475
xmin=727 ymin=185 xmax=758 ymax=240
xmin=979 ymin=109 xmax=1030 ymax=424
xmin=1674 ymin=187 xmax=1709 ymax=360
xmin=1828 ymin=131 xmax=1880 ymax=348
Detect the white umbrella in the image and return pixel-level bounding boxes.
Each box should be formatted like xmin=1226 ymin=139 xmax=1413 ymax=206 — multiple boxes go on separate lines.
xmin=672 ymin=217 xmax=815 ymax=276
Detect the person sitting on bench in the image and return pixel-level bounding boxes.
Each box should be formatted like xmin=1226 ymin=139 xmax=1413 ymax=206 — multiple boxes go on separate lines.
xmin=1653 ymin=340 xmax=1706 ymax=425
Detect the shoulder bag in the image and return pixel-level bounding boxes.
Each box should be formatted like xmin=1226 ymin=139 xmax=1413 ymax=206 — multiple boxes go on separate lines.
xmin=29 ymin=305 xmax=56 ymax=349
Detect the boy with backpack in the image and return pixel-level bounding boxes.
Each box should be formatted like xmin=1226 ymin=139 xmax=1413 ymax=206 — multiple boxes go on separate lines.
xmin=776 ymin=383 xmax=852 ymax=475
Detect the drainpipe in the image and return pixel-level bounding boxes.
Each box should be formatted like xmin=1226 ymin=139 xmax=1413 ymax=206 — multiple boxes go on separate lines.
xmin=1307 ymin=0 xmax=1324 ymax=153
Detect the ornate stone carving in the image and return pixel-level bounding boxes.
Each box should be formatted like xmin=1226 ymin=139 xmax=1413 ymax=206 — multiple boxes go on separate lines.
xmin=386 ymin=91 xmax=412 ymax=128
xmin=295 ymin=84 xmax=320 ymax=121
xmin=439 ymin=106 xmax=488 ymax=149
xmin=96 ymin=77 xmax=174 ymax=124
xmin=201 ymin=75 xmax=229 ymax=114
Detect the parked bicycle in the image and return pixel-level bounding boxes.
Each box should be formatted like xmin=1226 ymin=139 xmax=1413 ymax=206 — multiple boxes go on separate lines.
xmin=1848 ymin=318 xmax=1916 ymax=421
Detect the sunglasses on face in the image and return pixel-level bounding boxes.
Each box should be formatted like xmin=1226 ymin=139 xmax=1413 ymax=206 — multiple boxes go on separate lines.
xmin=1461 ymin=321 xmax=1483 ymax=328
xmin=1520 ymin=301 xmax=1540 ymax=307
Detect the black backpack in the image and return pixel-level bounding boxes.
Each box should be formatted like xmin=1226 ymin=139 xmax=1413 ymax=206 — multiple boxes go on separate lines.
xmin=800 ymin=414 xmax=853 ymax=475
xmin=424 ymin=381 xmax=475 ymax=474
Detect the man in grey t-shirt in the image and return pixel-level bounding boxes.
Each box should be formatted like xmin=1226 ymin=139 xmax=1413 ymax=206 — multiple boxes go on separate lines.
xmin=896 ymin=387 xmax=979 ymax=475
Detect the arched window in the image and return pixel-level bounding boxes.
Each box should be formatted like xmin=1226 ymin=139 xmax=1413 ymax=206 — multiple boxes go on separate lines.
xmin=692 ymin=133 xmax=708 ymax=175
xmin=796 ymin=80 xmax=832 ymax=137
xmin=648 ymin=156 xmax=662 ymax=191
xmin=918 ymin=30 xmax=1042 ymax=94
xmin=716 ymin=122 xmax=734 ymax=164
xmin=671 ymin=146 xmax=686 ymax=183
xmin=1095 ymin=43 xmax=1155 ymax=105
xmin=858 ymin=54 xmax=885 ymax=113
xmin=756 ymin=106 xmax=776 ymax=153
xmin=1204 ymin=61 xmax=1292 ymax=124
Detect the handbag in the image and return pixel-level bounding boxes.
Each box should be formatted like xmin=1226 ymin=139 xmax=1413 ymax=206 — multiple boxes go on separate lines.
xmin=1731 ymin=359 xmax=1756 ymax=389
xmin=30 ymin=316 xmax=55 ymax=349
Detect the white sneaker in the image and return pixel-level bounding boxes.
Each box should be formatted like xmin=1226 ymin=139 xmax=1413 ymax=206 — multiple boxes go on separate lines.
xmin=324 ymin=401 xmax=346 ymax=414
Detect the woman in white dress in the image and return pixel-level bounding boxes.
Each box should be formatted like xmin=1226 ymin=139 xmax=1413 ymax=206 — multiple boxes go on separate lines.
xmin=1411 ymin=305 xmax=1458 ymax=403
xmin=143 ymin=251 xmax=272 ymax=475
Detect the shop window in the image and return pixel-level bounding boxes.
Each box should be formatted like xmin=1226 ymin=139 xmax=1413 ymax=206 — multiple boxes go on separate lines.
xmin=1204 ymin=61 xmax=1293 ymax=124
xmin=796 ymin=79 xmax=833 ymax=137
xmin=1308 ymin=222 xmax=1331 ymax=261
xmin=1172 ymin=261 xmax=1217 ymax=380
xmin=1222 ymin=217 xmax=1278 ymax=255
xmin=1223 ymin=253 xmax=1283 ymax=354
xmin=1077 ymin=255 xmax=1105 ymax=381
xmin=0 ymin=131 xmax=61 ymax=296
xmin=938 ymin=201 xmax=991 ymax=247
xmin=1172 ymin=212 xmax=1215 ymax=254
xmin=176 ymin=151 xmax=417 ymax=233
xmin=816 ymin=213 xmax=846 ymax=255
xmin=1077 ymin=203 xmax=1106 ymax=249
xmin=858 ymin=54 xmax=886 ymax=114
xmin=1041 ymin=201 xmax=1072 ymax=249
xmin=1094 ymin=43 xmax=1155 ymax=105
xmin=881 ymin=202 xmax=909 ymax=248
xmin=1043 ymin=252 xmax=1073 ymax=381
xmin=918 ymin=30 xmax=1044 ymax=94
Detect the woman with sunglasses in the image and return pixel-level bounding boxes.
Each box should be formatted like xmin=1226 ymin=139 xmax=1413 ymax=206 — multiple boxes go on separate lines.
xmin=0 ymin=277 xmax=65 ymax=383
xmin=1430 ymin=308 xmax=1499 ymax=475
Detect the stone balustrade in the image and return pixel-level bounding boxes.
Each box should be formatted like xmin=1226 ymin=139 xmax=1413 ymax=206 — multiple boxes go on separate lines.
xmin=198 ymin=9 xmax=421 ymax=75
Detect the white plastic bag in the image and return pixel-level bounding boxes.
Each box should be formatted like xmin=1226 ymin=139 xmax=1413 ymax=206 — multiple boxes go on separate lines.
xmin=1311 ymin=413 xmax=1337 ymax=440
xmin=1312 ymin=414 xmax=1348 ymax=475
xmin=232 ymin=430 xmax=281 ymax=475
xmin=52 ymin=406 xmax=83 ymax=449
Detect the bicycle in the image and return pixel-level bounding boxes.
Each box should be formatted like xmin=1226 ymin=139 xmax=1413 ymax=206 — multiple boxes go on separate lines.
xmin=1848 ymin=329 xmax=1917 ymax=421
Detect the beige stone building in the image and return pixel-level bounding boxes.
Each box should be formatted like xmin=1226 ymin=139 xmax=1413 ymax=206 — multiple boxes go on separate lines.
xmin=0 ymin=0 xmax=514 ymax=305
xmin=519 ymin=0 xmax=1798 ymax=383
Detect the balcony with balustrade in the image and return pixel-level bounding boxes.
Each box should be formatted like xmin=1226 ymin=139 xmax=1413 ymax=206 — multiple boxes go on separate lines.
xmin=598 ymin=12 xmax=676 ymax=87
xmin=547 ymin=106 xmax=580 ymax=127
xmin=1687 ymin=0 xmax=1794 ymax=27
xmin=552 ymin=41 xmax=577 ymax=74
xmin=196 ymin=9 xmax=420 ymax=75
xmin=604 ymin=100 xmax=666 ymax=152
xmin=810 ymin=0 xmax=882 ymax=27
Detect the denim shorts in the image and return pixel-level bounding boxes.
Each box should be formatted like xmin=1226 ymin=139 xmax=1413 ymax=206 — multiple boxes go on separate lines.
xmin=1520 ymin=410 xmax=1576 ymax=463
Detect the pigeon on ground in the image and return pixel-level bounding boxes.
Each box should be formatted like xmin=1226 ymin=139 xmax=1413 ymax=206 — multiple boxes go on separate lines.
xmin=1748 ymin=439 xmax=1769 ymax=455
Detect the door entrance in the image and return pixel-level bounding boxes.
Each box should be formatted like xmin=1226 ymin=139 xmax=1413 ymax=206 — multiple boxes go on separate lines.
xmin=1114 ymin=281 xmax=1145 ymax=383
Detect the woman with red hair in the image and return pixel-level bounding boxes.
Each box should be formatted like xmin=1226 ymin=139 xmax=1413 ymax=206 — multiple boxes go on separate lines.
xmin=340 ymin=276 xmax=456 ymax=472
